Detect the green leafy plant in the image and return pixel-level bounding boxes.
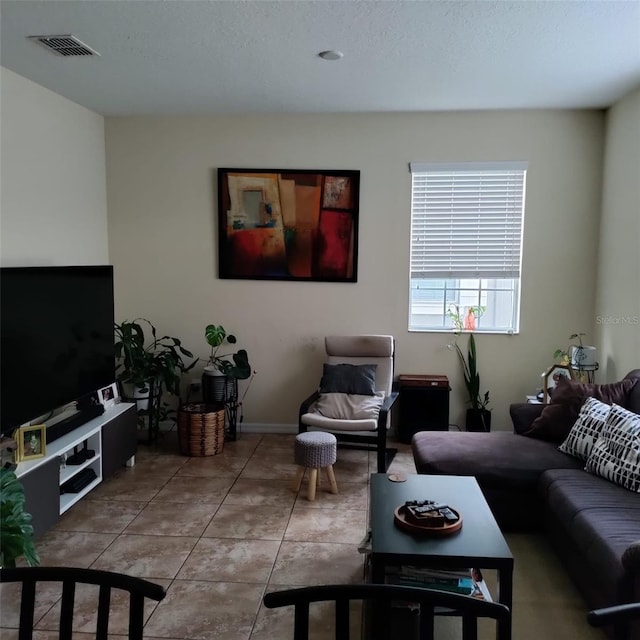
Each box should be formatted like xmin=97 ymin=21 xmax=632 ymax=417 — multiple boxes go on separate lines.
xmin=447 ymin=304 xmax=490 ymax=411
xmin=204 ymin=324 xmax=252 ymax=380
xmin=0 ymin=468 xmax=39 ymax=568
xmin=447 ymin=303 xmax=485 ymax=333
xmin=114 ymin=318 xmax=197 ymax=396
xmin=451 ymin=333 xmax=491 ymax=410
xmin=554 ymin=332 xmax=587 ymax=365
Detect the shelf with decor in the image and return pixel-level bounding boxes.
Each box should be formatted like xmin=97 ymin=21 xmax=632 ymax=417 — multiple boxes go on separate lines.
xmin=14 ymin=403 xmax=137 ymax=536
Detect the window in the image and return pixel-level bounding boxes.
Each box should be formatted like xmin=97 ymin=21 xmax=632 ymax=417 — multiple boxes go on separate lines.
xmin=409 ymin=162 xmax=527 ymax=333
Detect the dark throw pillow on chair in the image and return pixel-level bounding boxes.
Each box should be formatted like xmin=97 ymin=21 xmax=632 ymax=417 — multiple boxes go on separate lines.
xmin=523 ymin=376 xmax=637 ymax=443
xmin=319 ymin=363 xmax=377 ymax=396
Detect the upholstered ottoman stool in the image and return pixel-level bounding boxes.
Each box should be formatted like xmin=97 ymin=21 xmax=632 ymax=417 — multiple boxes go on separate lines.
xmin=293 ymin=431 xmax=339 ymax=501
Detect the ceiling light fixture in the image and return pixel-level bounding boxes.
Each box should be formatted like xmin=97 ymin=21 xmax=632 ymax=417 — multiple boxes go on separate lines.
xmin=318 ymin=50 xmax=343 ymax=61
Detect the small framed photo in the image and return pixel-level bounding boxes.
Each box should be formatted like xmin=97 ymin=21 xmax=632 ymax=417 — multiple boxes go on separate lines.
xmin=541 ymin=365 xmax=574 ymax=402
xmin=98 ymin=382 xmax=119 ymax=409
xmin=14 ymin=424 xmax=46 ymax=462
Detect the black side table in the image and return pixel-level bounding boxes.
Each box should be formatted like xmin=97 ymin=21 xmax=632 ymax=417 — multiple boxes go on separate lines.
xmin=398 ymin=375 xmax=450 ymax=443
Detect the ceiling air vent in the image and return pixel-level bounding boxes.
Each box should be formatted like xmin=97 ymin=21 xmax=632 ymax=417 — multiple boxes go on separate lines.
xmin=28 ymin=35 xmax=100 ymax=57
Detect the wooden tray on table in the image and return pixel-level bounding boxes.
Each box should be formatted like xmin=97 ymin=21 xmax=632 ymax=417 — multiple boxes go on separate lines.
xmin=394 ymin=504 xmax=463 ymax=536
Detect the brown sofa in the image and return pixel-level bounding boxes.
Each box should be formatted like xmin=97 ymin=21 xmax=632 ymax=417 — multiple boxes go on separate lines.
xmin=412 ymin=370 xmax=640 ymax=640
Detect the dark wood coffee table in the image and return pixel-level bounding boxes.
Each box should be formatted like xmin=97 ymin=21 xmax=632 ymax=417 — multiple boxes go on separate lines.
xmin=369 ymin=473 xmax=513 ymax=640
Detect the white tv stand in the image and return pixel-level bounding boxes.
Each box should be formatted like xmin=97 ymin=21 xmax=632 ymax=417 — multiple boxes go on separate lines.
xmin=15 ymin=403 xmax=138 ymax=537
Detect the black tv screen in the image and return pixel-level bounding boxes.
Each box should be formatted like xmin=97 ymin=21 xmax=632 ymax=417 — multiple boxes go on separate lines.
xmin=1 ymin=265 xmax=115 ymax=435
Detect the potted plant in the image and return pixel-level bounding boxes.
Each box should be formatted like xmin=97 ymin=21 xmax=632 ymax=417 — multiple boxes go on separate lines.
xmin=202 ymin=324 xmax=252 ymax=402
xmin=114 ymin=318 xmax=197 ymax=408
xmin=447 ymin=304 xmax=491 ymax=432
xmin=554 ymin=332 xmax=586 ymax=367
xmin=0 ymin=468 xmax=39 ymax=568
xmin=554 ymin=332 xmax=597 ymax=382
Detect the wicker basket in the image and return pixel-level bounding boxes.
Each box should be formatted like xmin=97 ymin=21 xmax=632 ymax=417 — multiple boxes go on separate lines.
xmin=177 ymin=403 xmax=225 ymax=457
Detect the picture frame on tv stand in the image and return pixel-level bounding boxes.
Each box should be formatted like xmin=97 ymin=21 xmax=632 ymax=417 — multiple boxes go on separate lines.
xmin=98 ymin=383 xmax=119 ymax=410
xmin=14 ymin=424 xmax=46 ymax=462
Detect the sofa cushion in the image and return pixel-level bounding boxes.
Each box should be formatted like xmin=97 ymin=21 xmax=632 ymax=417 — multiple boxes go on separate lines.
xmin=541 ymin=468 xmax=640 ymax=585
xmin=585 ymin=404 xmax=640 ymax=492
xmin=558 ymin=397 xmax=611 ymax=461
xmin=319 ymin=363 xmax=377 ymax=396
xmin=412 ymin=431 xmax=582 ymax=491
xmin=540 ymin=468 xmax=640 ymax=519
xmin=625 ymin=369 xmax=640 ymax=414
xmin=622 ymin=541 xmax=640 ymax=572
xmin=510 ymin=402 xmax=545 ymax=435
xmin=523 ymin=377 xmax=637 ymax=443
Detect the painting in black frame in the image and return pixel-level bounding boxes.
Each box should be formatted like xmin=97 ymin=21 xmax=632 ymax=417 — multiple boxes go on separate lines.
xmin=217 ymin=168 xmax=359 ymax=282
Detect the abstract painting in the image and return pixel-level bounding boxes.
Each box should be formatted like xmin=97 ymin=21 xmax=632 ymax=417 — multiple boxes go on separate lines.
xmin=217 ymin=168 xmax=359 ymax=281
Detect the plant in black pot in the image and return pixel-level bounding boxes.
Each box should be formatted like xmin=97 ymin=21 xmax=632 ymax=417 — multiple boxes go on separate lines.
xmin=0 ymin=468 xmax=39 ymax=568
xmin=114 ymin=318 xmax=197 ymax=421
xmin=202 ymin=324 xmax=252 ymax=403
xmin=447 ymin=304 xmax=491 ymax=432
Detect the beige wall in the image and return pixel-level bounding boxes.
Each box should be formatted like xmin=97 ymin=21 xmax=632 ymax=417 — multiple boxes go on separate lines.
xmin=4 ymin=64 xmax=624 ymax=432
xmin=595 ymin=88 xmax=640 ymax=380
xmin=0 ymin=67 xmax=108 ymax=266
xmin=105 ymin=111 xmax=605 ymax=430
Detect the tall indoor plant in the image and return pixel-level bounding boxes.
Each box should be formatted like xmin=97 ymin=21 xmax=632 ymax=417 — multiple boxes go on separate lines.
xmin=0 ymin=468 xmax=39 ymax=568
xmin=447 ymin=304 xmax=491 ymax=431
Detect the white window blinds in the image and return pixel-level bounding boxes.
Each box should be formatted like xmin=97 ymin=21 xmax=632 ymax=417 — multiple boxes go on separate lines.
xmin=409 ymin=162 xmax=527 ymax=279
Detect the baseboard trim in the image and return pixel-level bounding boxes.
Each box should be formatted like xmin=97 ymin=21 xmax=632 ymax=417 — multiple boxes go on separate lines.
xmin=237 ymin=423 xmax=298 ymax=434
xmin=160 ymin=421 xmax=401 ymax=437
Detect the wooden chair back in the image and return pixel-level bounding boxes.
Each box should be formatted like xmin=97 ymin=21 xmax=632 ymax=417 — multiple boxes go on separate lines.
xmin=263 ymin=583 xmax=510 ymax=640
xmin=0 ymin=566 xmax=166 ymax=640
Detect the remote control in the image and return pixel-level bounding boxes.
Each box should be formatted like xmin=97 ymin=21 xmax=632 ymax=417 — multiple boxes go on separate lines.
xmin=411 ymin=504 xmax=449 ymax=514
xmin=439 ymin=507 xmax=458 ymax=522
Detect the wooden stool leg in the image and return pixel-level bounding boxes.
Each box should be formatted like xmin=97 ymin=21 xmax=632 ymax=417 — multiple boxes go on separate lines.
xmin=308 ymin=468 xmax=318 ymax=501
xmin=293 ymin=466 xmax=305 ymax=493
xmin=325 ymin=465 xmax=339 ymax=494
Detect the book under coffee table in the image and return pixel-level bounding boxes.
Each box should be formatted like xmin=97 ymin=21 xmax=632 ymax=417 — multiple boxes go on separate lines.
xmin=368 ymin=473 xmax=514 ymax=640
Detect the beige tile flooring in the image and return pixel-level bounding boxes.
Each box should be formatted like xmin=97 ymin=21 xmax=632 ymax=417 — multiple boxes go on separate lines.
xmin=1 ymin=432 xmax=604 ymax=639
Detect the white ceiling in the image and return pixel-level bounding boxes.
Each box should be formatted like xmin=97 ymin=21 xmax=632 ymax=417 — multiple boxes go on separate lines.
xmin=1 ymin=0 xmax=639 ymax=117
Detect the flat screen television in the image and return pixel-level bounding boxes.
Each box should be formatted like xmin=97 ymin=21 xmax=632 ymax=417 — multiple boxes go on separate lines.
xmin=1 ymin=265 xmax=115 ymax=440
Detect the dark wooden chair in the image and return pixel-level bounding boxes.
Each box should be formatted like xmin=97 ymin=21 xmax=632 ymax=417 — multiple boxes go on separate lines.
xmin=263 ymin=583 xmax=510 ymax=640
xmin=587 ymin=602 xmax=640 ymax=640
xmin=0 ymin=566 xmax=166 ymax=640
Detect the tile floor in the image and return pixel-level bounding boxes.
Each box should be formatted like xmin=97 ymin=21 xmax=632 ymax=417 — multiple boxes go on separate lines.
xmin=1 ymin=431 xmax=604 ymax=640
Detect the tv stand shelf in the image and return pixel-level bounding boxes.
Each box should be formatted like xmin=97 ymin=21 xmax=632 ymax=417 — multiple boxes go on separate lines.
xmin=15 ymin=403 xmax=137 ymax=537
xmin=56 ymin=424 xmax=102 ymax=514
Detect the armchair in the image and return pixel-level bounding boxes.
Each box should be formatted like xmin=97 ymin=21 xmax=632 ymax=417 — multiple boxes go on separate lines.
xmin=298 ymin=335 xmax=398 ymax=473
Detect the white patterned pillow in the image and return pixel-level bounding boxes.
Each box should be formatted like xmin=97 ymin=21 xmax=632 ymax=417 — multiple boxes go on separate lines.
xmin=558 ymin=397 xmax=612 ymax=461
xmin=585 ymin=404 xmax=640 ymax=492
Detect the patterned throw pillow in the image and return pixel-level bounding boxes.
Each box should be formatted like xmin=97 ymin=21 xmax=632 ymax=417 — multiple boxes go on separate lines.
xmin=585 ymin=404 xmax=640 ymax=492
xmin=558 ymin=397 xmax=612 ymax=461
